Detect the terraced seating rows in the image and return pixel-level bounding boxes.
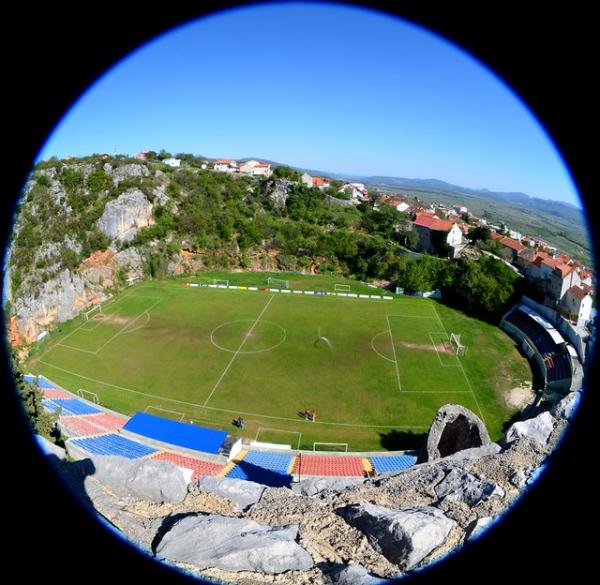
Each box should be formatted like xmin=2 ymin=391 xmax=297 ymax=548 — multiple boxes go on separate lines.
xmin=293 ymin=455 xmax=365 ymax=477
xmin=42 ymin=398 xmax=102 ymax=416
xmin=226 ymin=451 xmax=293 ymax=487
xmin=152 ymin=452 xmax=225 ymax=480
xmin=42 ymin=388 xmax=74 ymax=400
xmin=59 ymin=413 xmax=128 ymax=436
xmin=70 ymin=433 xmax=158 ymax=459
xmin=369 ymin=455 xmax=417 ymax=474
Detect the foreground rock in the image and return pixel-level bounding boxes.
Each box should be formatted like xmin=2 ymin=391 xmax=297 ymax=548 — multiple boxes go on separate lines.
xmin=155 ymin=514 xmax=314 ymax=573
xmin=426 ymin=404 xmax=492 ymax=461
xmin=504 ymin=411 xmax=555 ymax=447
xmin=434 ymin=468 xmax=505 ymax=507
xmin=292 ymin=476 xmax=364 ymax=497
xmin=331 ymin=564 xmax=389 ymax=584
xmin=84 ymin=456 xmax=188 ymax=504
xmin=192 ymin=476 xmax=266 ymax=510
xmin=339 ymin=503 xmax=456 ymax=570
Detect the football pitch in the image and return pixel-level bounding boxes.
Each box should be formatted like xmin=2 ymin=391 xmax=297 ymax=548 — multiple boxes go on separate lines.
xmin=28 ymin=274 xmax=531 ymax=450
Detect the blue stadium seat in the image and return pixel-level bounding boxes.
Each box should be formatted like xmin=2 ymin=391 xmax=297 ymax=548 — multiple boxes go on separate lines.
xmin=370 ymin=455 xmax=417 ymax=474
xmin=42 ymin=398 xmax=101 ymax=416
xmin=70 ymin=434 xmax=158 ymax=459
xmin=226 ymin=451 xmax=293 ymax=487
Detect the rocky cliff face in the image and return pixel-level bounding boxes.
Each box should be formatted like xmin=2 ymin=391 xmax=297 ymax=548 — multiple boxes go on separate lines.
xmin=13 ymin=269 xmax=105 ymax=343
xmin=39 ymin=396 xmax=577 ymax=584
xmin=96 ymin=189 xmax=154 ymax=242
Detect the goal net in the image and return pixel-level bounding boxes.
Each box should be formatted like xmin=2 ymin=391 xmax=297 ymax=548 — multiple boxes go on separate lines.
xmin=77 ymin=388 xmax=99 ymax=404
xmin=267 ymin=277 xmax=289 ymax=289
xmin=449 ymin=333 xmax=467 ymax=356
xmin=84 ymin=304 xmax=102 ymax=320
xmin=334 ymin=284 xmax=351 ymax=293
xmin=212 ymin=279 xmax=229 ymax=286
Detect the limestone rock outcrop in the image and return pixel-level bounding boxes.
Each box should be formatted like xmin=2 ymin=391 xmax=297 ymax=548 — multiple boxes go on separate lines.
xmin=96 ymin=189 xmax=153 ymax=242
xmin=426 ymin=404 xmax=492 ymax=461
xmin=155 ymin=515 xmax=314 ymax=574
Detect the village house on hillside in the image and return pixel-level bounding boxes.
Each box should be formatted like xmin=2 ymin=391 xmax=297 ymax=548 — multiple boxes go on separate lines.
xmin=338 ymin=182 xmax=369 ymax=202
xmin=490 ymin=231 xmax=525 ymax=261
xmin=213 ymin=159 xmax=238 ymax=173
xmin=239 ymin=160 xmax=272 ymax=177
xmin=163 ymin=158 xmax=181 ymax=168
xmin=412 ymin=212 xmax=465 ymax=258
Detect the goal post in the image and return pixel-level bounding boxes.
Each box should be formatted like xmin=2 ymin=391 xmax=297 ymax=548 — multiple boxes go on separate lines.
xmin=334 ymin=284 xmax=351 ymax=293
xmin=267 ymin=277 xmax=289 ymax=289
xmin=449 ymin=332 xmax=467 ymax=356
xmin=77 ymin=388 xmax=100 ymax=404
xmin=212 ymin=279 xmax=229 ymax=286
xmin=84 ymin=304 xmax=102 ymax=320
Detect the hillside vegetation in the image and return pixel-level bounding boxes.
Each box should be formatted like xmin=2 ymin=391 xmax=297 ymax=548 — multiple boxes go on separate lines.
xmin=9 ymin=154 xmax=524 ymax=346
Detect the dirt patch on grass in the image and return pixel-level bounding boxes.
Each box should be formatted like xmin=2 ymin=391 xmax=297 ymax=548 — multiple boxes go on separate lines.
xmin=400 ymin=341 xmax=454 ymax=354
xmin=504 ymin=385 xmax=535 ymax=409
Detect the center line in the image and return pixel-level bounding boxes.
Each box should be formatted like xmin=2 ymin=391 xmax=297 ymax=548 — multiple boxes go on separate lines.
xmin=203 ymin=294 xmax=275 ymax=406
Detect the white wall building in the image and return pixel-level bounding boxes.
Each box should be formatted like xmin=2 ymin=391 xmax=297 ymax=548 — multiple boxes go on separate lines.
xmin=163 ymin=158 xmax=181 ymax=168
xmin=561 ymin=285 xmax=593 ymax=326
xmin=214 ymin=159 xmax=238 ymax=173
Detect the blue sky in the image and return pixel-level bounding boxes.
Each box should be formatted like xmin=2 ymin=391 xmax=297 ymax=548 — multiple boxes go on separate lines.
xmin=38 ymin=2 xmax=580 ymax=206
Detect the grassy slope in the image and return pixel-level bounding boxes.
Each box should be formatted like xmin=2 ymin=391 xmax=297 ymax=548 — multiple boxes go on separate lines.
xmin=27 ymin=273 xmax=531 ymax=450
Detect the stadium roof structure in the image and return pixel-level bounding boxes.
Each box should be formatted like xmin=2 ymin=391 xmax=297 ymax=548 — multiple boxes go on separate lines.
xmin=123 ymin=412 xmax=228 ymax=455
xmin=518 ymin=304 xmax=566 ymax=345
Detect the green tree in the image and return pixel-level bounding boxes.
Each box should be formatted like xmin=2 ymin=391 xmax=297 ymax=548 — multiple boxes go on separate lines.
xmin=13 ymin=362 xmax=59 ymax=440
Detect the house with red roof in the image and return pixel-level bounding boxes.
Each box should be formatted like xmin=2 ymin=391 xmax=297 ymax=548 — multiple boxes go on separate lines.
xmin=239 ymin=160 xmax=272 ymax=177
xmin=412 ymin=212 xmax=465 ymax=258
xmin=214 ymin=159 xmax=238 ymax=173
xmin=312 ymin=177 xmax=330 ymax=189
xmin=560 ymin=284 xmax=593 ymax=326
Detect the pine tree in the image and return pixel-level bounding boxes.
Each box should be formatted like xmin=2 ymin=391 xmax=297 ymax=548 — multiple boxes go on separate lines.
xmin=12 ymin=359 xmax=59 ymax=440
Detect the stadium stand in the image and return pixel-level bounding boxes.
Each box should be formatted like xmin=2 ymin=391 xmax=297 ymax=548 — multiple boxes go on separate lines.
xmin=42 ymin=398 xmax=102 ymax=416
xmin=38 ymin=376 xmax=59 ymax=389
xmin=504 ymin=308 xmax=571 ymax=384
xmin=226 ymin=451 xmax=293 ymax=487
xmin=151 ymin=452 xmax=225 ymax=480
xmin=123 ymin=412 xmax=228 ymax=454
xmin=59 ymin=413 xmax=128 ymax=437
xmin=369 ymin=455 xmax=417 ymax=474
xmin=293 ymin=455 xmax=365 ymax=477
xmin=42 ymin=387 xmax=74 ymax=400
xmin=70 ymin=433 xmax=158 ymax=459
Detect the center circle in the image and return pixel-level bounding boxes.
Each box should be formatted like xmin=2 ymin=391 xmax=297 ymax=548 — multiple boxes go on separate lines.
xmin=210 ymin=319 xmax=287 ymax=354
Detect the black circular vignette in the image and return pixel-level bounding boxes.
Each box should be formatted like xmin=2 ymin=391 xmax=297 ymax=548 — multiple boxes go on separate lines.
xmin=2 ymin=2 xmax=597 ymax=583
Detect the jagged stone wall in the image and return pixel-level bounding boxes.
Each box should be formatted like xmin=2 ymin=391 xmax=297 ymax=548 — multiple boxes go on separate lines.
xmin=37 ymin=393 xmax=579 ymax=584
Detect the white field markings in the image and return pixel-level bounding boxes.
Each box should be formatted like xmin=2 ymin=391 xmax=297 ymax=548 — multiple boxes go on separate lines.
xmin=428 ymin=331 xmax=461 ymax=368
xmin=386 ymin=314 xmax=402 ymax=392
xmin=431 ymin=304 xmax=486 ymax=423
xmin=37 ymin=359 xmax=429 ymax=429
xmin=57 ymin=297 xmax=163 ymax=355
xmin=202 ymin=294 xmax=276 ymax=407
xmin=385 ymin=312 xmax=473 ymax=393
xmin=255 ymin=427 xmax=302 ymax=450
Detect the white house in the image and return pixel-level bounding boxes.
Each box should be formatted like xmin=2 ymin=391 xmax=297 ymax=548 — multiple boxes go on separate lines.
xmin=412 ymin=212 xmax=464 ymax=258
xmin=214 ymin=159 xmax=238 ymax=173
xmin=391 ymin=201 xmax=411 ymax=213
xmin=560 ymin=284 xmax=593 ymax=326
xmin=239 ymin=160 xmax=272 ymax=176
xmin=163 ymin=158 xmax=181 ymax=168
xmin=453 ymin=204 xmax=468 ymax=215
xmin=301 ymin=172 xmax=313 ymax=188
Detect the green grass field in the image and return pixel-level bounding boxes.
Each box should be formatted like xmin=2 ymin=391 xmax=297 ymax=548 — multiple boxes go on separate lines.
xmin=27 ymin=273 xmax=532 ymax=451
